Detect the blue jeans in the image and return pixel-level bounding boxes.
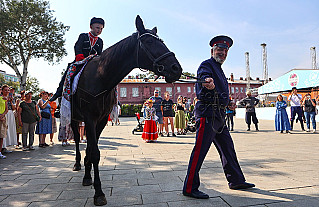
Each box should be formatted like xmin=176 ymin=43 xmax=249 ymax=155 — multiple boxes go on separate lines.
xmin=304 ymin=111 xmax=316 ymax=129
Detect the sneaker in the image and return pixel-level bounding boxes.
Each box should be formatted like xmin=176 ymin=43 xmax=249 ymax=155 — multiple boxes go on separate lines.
xmin=62 ymin=142 xmax=66 ymax=146
xmin=65 ymin=142 xmax=71 ymax=146
xmin=0 ymin=153 xmax=6 ymax=159
xmin=29 ymin=146 xmax=35 ymax=150
xmin=44 ymin=143 xmax=49 ymax=147
xmin=81 ymin=140 xmax=87 ymax=143
xmin=313 ymin=129 xmax=316 ymax=133
xmin=22 ymin=147 xmax=28 ymax=151
xmin=306 ymin=129 xmax=310 ymax=132
xmin=50 ymin=141 xmax=54 ymax=145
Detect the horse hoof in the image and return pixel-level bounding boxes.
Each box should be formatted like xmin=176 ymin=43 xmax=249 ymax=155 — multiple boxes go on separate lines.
xmin=82 ymin=178 xmax=92 ymax=186
xmin=94 ymin=195 xmax=107 ymax=206
xmin=73 ymin=164 xmax=81 ymax=171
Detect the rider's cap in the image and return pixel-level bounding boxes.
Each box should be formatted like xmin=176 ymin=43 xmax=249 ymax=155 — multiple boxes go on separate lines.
xmin=209 ymin=35 xmax=233 ymax=49
xmin=90 ymin=17 xmax=105 ymax=27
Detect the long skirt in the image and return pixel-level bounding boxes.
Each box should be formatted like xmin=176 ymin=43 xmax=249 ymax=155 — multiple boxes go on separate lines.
xmin=174 ymin=110 xmax=186 ymax=129
xmin=275 ymin=110 xmax=291 ymax=131
xmin=15 ymin=112 xmax=22 ymax=134
xmin=142 ymin=119 xmax=158 ymax=141
xmin=3 ymin=110 xmax=17 ymax=147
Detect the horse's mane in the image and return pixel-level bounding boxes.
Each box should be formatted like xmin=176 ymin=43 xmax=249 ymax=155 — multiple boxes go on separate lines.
xmin=98 ymin=32 xmax=138 ymax=72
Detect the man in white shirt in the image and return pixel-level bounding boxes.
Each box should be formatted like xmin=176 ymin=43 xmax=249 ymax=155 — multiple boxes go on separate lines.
xmin=288 ymin=87 xmax=305 ymax=131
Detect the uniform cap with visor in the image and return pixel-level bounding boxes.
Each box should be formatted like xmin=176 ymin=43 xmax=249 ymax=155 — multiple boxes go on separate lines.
xmin=209 ymin=35 xmax=233 ymax=49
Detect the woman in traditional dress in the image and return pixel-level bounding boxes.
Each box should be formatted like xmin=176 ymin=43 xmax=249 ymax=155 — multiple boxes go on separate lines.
xmin=142 ymin=99 xmax=158 ymax=143
xmin=275 ymin=94 xmax=291 ymax=133
xmin=174 ymin=96 xmax=186 ymax=135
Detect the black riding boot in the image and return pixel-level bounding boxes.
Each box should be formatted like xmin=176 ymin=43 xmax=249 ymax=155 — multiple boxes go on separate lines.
xmin=50 ymin=71 xmax=67 ymax=102
xmin=247 ymin=124 xmax=250 ymax=131
xmin=290 ymin=120 xmax=294 ymax=131
xmin=255 ymin=124 xmax=259 ymax=131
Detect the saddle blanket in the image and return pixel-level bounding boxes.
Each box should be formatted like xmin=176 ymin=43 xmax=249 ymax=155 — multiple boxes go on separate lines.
xmin=60 ymin=54 xmax=96 ymax=128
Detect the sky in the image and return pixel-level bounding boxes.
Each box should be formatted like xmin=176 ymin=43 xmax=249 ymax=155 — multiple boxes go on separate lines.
xmin=1 ymin=0 xmax=319 ymax=92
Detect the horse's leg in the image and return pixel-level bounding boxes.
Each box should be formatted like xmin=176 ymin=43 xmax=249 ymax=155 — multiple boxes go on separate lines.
xmin=96 ymin=114 xmax=108 ymax=140
xmin=86 ymin=118 xmax=107 ymax=206
xmin=71 ymin=120 xmax=81 ymax=171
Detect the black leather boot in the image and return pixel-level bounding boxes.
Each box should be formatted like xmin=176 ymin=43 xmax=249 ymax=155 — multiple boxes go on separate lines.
xmin=247 ymin=124 xmax=250 ymax=131
xmin=255 ymin=124 xmax=259 ymax=131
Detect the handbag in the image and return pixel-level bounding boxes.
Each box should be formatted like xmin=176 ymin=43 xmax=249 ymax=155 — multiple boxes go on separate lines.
xmin=41 ymin=111 xmax=51 ymax=119
xmin=25 ymin=101 xmax=40 ymax=122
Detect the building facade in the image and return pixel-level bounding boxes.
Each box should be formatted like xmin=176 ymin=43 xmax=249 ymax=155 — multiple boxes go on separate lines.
xmin=0 ymin=70 xmax=19 ymax=83
xmin=117 ymin=74 xmax=264 ymax=105
xmin=117 ymin=78 xmax=196 ymax=104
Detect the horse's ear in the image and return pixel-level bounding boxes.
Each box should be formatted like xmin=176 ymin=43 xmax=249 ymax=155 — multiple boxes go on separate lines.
xmin=136 ymin=15 xmax=146 ymax=33
xmin=151 ymin=27 xmax=157 ymax=34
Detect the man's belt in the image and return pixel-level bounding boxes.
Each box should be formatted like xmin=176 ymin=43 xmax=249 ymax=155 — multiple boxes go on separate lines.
xmin=198 ymin=100 xmax=226 ymax=110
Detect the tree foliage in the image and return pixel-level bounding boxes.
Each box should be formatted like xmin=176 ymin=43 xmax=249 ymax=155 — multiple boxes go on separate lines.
xmin=26 ymin=76 xmax=42 ymax=95
xmin=0 ymin=0 xmax=69 ymax=90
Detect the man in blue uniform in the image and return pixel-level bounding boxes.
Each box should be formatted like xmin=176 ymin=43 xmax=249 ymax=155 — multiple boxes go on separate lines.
xmin=183 ymin=35 xmax=255 ymax=199
xmin=50 ymin=17 xmax=104 ymax=101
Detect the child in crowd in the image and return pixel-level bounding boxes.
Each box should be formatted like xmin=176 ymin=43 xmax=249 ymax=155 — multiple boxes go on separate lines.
xmin=142 ymin=99 xmax=158 ymax=143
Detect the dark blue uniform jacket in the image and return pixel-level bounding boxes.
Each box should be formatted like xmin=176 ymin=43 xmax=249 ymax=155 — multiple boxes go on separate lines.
xmin=74 ymin=33 xmax=103 ymax=57
xmin=195 ymin=57 xmax=229 ymax=118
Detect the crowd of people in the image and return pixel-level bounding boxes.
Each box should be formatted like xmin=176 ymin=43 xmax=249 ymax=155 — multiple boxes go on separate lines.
xmin=141 ymin=90 xmax=196 ymax=143
xmin=0 ymin=86 xmax=86 ymax=159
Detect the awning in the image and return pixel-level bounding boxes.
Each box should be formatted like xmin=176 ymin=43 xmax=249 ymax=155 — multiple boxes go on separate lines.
xmin=258 ymin=69 xmax=319 ymax=94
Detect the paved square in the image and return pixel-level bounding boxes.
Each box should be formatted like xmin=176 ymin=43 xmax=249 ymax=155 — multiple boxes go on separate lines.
xmin=0 ymin=117 xmax=318 ymax=206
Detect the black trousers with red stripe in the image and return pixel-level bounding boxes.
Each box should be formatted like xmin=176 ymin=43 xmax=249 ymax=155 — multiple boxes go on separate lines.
xmin=183 ymin=116 xmax=246 ymax=194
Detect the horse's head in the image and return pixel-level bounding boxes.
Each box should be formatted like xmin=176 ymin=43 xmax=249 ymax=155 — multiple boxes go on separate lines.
xmin=135 ymin=15 xmax=182 ymax=83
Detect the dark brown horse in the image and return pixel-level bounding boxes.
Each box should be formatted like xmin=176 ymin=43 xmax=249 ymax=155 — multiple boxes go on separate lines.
xmin=70 ymin=15 xmax=182 ymax=206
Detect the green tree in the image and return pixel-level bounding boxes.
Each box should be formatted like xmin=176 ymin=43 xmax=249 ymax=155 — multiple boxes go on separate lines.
xmin=0 ymin=0 xmax=69 ymax=90
xmin=180 ymin=72 xmax=196 ymax=79
xmin=26 ymin=76 xmax=41 ymax=95
xmin=0 ymin=74 xmax=6 ymax=86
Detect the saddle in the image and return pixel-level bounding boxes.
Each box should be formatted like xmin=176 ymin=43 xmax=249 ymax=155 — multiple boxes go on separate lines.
xmin=63 ymin=54 xmax=97 ymax=101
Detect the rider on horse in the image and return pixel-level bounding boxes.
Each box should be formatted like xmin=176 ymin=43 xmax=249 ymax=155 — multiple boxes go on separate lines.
xmin=50 ymin=17 xmax=105 ymax=102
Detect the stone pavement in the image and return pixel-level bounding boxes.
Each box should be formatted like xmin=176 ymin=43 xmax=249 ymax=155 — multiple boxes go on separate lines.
xmin=0 ymin=117 xmax=319 ymax=207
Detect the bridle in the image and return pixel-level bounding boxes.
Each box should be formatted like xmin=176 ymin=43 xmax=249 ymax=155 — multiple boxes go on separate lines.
xmin=136 ymin=32 xmax=175 ymax=74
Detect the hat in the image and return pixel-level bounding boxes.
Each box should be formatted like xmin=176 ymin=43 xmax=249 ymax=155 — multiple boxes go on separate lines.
xmin=292 ymin=87 xmax=297 ymax=90
xmin=90 ymin=17 xmax=105 ymax=27
xmin=209 ymin=35 xmax=233 ymax=49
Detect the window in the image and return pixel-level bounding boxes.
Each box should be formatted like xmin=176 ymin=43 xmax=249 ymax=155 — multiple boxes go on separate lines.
xmin=120 ymin=88 xmax=127 ymax=97
xmin=231 ymin=87 xmax=235 ymax=94
xmin=187 ymin=87 xmax=191 ymax=93
xmin=177 ymin=87 xmax=181 ymax=93
xmin=166 ymin=87 xmax=172 ymax=95
xmin=235 ymin=87 xmax=239 ymax=93
xmin=132 ymin=87 xmax=139 ymax=97
xmin=240 ymin=87 xmax=243 ymax=93
xmin=155 ymin=87 xmax=161 ymax=96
